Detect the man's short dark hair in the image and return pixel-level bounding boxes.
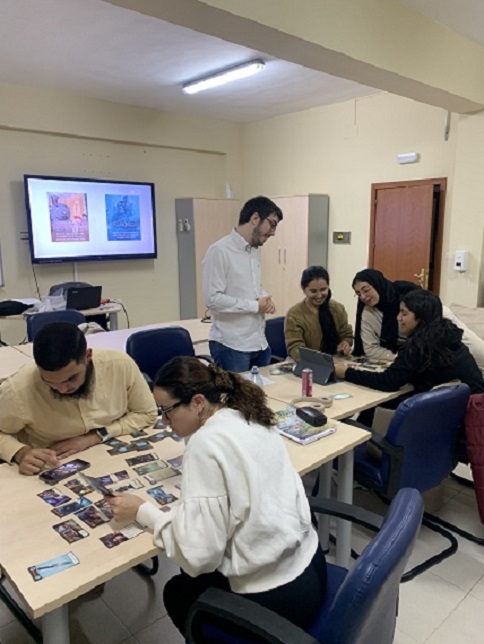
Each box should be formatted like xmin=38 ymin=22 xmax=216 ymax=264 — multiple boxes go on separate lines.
xmin=33 ymin=322 xmax=87 ymax=371
xmin=238 ymin=196 xmax=283 ymax=225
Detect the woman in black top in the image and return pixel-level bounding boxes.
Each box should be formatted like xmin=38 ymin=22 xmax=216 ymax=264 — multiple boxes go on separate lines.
xmin=352 ymin=268 xmax=420 ymax=358
xmin=336 ymin=290 xmax=484 ymax=394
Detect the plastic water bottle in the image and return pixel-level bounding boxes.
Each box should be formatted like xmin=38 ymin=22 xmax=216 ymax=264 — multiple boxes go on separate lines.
xmin=250 ymin=365 xmax=264 ymax=387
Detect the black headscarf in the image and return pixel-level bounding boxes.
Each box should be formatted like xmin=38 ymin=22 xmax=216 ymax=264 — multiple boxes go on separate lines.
xmin=352 ymin=269 xmax=420 ymax=356
xmin=318 ymin=289 xmax=340 ymax=355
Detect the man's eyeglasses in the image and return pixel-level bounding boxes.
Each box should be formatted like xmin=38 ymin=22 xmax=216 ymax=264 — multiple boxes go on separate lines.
xmin=159 ymin=401 xmax=183 ymax=418
xmin=355 ymin=285 xmax=373 ymax=299
xmin=265 ymin=218 xmax=278 ymax=230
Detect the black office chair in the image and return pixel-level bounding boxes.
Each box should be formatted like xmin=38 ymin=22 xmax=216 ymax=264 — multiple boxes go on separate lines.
xmin=186 ymin=488 xmax=424 ymax=644
xmin=48 ymin=281 xmax=93 ymax=296
xmin=351 ymin=383 xmax=471 ymax=579
xmin=26 ymin=309 xmax=86 ymax=341
xmin=265 ymin=316 xmax=287 ymax=363
xmin=126 ymin=326 xmax=212 ymax=385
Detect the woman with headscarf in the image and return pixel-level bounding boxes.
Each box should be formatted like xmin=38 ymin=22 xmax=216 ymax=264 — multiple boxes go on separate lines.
xmin=352 ymin=269 xmax=420 ymax=360
xmin=335 ymin=289 xmax=484 ymax=394
xmin=285 ymin=266 xmax=353 ymax=362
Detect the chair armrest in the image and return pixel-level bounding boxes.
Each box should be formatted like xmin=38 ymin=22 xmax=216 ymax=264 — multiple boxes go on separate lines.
xmin=308 ymin=497 xmax=384 ymax=532
xmin=196 ymin=354 xmax=214 ymax=364
xmin=186 ymin=587 xmax=319 ymax=644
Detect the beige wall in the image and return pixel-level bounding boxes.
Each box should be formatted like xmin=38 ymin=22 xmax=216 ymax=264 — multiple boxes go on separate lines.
xmin=241 ymin=92 xmax=482 ymax=321
xmin=1 ymin=82 xmax=483 ymax=345
xmin=0 ymin=82 xmax=242 ymax=344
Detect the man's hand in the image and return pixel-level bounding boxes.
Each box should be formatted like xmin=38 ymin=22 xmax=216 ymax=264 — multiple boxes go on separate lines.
xmin=334 ymin=363 xmax=348 ymax=379
xmin=106 ymin=492 xmax=144 ymax=523
xmin=337 ymin=341 xmax=352 ymax=356
xmin=14 ymin=447 xmax=60 ymax=476
xmin=51 ymin=432 xmax=101 ymax=460
xmin=258 ymin=295 xmax=276 ymax=314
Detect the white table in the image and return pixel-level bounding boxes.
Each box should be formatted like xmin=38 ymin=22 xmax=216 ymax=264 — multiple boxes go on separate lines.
xmin=0 ymin=411 xmax=367 ymax=643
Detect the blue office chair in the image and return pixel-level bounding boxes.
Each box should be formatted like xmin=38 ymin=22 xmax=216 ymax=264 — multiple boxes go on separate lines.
xmin=26 ymin=309 xmax=86 ymax=341
xmin=265 ymin=316 xmax=287 ymax=363
xmin=186 ymin=488 xmax=424 ymax=644
xmin=351 ymin=383 xmax=471 ymax=579
xmin=126 ymin=326 xmax=212 ymax=384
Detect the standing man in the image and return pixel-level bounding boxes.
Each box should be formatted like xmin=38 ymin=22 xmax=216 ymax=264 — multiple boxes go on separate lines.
xmin=0 ymin=322 xmax=158 ymax=475
xmin=202 ymin=196 xmax=283 ymax=372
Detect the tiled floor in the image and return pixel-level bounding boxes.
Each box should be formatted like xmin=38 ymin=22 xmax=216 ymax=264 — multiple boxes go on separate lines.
xmin=1 ymin=465 xmax=484 ymax=643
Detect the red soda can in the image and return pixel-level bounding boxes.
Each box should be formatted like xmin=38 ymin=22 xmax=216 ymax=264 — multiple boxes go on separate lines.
xmin=301 ymin=368 xmax=313 ymax=397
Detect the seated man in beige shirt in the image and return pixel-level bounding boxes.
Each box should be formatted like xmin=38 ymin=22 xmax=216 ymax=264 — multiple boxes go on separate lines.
xmin=0 ymin=322 xmax=158 ymax=475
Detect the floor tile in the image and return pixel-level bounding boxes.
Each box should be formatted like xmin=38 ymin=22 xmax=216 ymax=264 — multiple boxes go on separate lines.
xmin=102 ymin=557 xmax=179 ymax=634
xmin=135 ymin=614 xmax=184 ymax=644
xmin=396 ymin=570 xmax=466 ymax=642
xmin=426 ymin=594 xmax=484 ymax=644
xmin=69 ymin=594 xmax=131 ymax=644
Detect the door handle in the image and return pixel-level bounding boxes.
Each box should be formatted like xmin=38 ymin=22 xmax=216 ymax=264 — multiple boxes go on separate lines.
xmin=413 ymin=268 xmax=428 ymax=289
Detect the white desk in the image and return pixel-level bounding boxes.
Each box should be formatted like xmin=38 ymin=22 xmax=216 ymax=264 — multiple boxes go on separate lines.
xmin=0 ymin=413 xmax=367 ymax=643
xmin=0 ymin=346 xmax=34 ymax=382
xmin=10 ymin=319 xmax=211 ymax=363
xmin=0 ymin=302 xmax=123 ymax=333
xmin=260 ymin=366 xmax=412 ymax=421
xmin=84 ymin=318 xmax=211 ymax=351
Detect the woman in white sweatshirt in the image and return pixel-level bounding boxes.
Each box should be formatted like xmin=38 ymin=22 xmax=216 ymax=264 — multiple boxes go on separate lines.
xmin=108 ymin=356 xmax=326 ymax=636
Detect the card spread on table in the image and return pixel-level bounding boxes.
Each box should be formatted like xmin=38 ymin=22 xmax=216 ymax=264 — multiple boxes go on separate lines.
xmin=147 ymin=486 xmax=178 ymax=506
xmin=126 ymin=453 xmax=158 ymax=467
xmin=75 ymin=504 xmax=111 ymax=528
xmin=37 ymin=488 xmax=71 ymax=507
xmin=132 ymin=460 xmax=167 ymax=476
xmin=144 ymin=467 xmax=179 ymax=485
xmin=28 ymin=551 xmax=79 ymax=582
xmin=53 ymin=519 xmax=89 ymax=543
xmin=51 ymin=496 xmax=92 ymax=517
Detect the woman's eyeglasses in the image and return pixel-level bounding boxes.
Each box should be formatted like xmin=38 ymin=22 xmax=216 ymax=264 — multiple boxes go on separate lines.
xmin=354 ymin=285 xmax=373 ymax=299
xmin=159 ymin=401 xmax=183 ymax=418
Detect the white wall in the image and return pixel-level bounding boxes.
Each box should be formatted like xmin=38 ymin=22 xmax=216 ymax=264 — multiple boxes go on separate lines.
xmin=241 ymin=92 xmax=474 ymax=320
xmin=0 ymin=83 xmax=242 ymax=344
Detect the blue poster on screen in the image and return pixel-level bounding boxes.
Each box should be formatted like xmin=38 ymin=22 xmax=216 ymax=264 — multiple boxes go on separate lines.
xmin=105 ymin=194 xmax=141 ymax=241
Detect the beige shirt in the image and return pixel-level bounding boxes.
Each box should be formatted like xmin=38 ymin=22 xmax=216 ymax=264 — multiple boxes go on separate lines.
xmin=0 ymin=348 xmax=158 ymax=463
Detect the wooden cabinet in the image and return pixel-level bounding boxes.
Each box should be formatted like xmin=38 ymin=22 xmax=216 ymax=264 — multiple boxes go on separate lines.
xmin=176 ymin=195 xmax=328 ymax=320
xmin=261 ymin=195 xmax=329 ymax=316
xmin=176 ymin=198 xmax=240 ymax=318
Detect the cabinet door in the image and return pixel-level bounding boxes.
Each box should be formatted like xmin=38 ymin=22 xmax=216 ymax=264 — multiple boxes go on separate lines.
xmin=277 ymin=196 xmax=310 ymax=312
xmin=193 ymin=199 xmax=240 ymax=317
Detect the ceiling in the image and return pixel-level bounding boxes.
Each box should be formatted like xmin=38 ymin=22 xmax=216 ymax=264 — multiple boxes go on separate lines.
xmin=0 ymin=0 xmax=482 ymax=123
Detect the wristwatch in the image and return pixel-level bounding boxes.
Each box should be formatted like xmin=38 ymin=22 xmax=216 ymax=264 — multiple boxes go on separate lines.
xmin=95 ymin=428 xmax=109 ymax=443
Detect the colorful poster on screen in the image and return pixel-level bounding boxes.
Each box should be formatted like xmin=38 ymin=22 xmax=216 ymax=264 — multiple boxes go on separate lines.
xmin=105 ymin=194 xmax=141 ymax=241
xmin=48 ymin=192 xmax=89 ymax=242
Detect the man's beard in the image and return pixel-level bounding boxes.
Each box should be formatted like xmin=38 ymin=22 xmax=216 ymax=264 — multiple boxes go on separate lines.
xmin=250 ymin=224 xmax=265 ymax=247
xmin=51 ymin=361 xmax=94 ymax=400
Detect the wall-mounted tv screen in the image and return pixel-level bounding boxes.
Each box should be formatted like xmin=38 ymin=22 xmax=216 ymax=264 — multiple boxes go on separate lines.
xmin=24 ymin=175 xmax=157 ymax=264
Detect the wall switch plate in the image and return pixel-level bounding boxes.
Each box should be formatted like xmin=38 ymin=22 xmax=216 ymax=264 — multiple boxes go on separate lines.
xmin=333 ymin=231 xmax=351 ymax=244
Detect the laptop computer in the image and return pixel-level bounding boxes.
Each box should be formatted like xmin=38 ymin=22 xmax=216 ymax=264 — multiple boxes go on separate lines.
xmin=65 ymin=286 xmax=102 ymax=311
xmin=293 ymin=347 xmax=336 ymax=385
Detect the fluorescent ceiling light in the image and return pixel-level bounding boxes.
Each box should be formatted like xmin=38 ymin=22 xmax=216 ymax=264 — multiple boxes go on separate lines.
xmin=183 ymin=59 xmax=265 ymax=94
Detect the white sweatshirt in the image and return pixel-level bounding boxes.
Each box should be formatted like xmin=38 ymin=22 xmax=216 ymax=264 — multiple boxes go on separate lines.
xmin=137 ymin=407 xmax=318 ymax=594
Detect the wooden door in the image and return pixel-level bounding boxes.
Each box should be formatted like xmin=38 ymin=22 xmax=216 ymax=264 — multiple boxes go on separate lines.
xmin=277 ymin=196 xmax=309 ymax=311
xmin=369 ymin=179 xmax=446 ymax=293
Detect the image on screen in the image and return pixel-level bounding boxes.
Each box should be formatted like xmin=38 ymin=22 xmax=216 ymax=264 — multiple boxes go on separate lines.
xmin=24 ymin=175 xmax=157 ymax=263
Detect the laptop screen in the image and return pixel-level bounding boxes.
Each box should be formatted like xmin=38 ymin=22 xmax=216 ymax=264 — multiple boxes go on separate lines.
xmin=65 ymin=286 xmax=102 ymax=311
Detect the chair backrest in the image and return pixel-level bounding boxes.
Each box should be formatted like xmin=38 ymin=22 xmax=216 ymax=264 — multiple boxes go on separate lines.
xmin=317 ymin=488 xmax=423 ymax=644
xmin=265 ymin=316 xmax=286 ymax=362
xmin=382 ymin=384 xmax=471 ymax=493
xmin=48 ymin=281 xmax=92 ymax=296
xmin=27 ymin=310 xmax=86 ymax=341
xmin=126 ymin=327 xmax=195 ymax=381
